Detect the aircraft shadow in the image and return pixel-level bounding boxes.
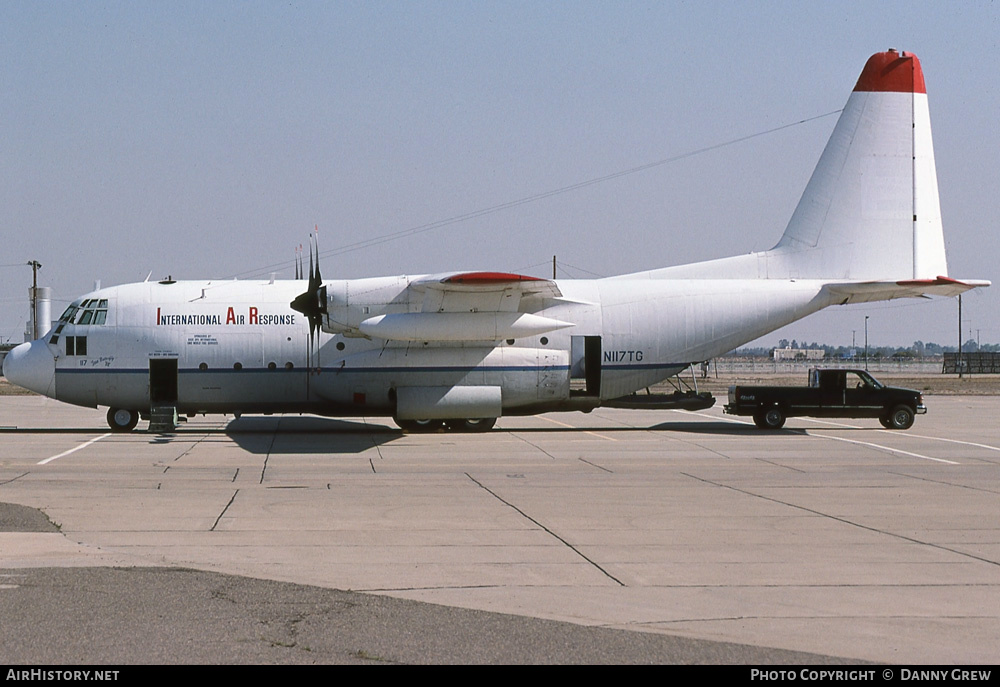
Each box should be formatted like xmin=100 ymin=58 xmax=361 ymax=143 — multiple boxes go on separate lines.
xmin=224 ymin=416 xmax=402 ymax=455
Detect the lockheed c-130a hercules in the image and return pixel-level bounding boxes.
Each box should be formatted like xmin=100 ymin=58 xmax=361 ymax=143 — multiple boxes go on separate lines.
xmin=3 ymin=50 xmax=989 ymax=433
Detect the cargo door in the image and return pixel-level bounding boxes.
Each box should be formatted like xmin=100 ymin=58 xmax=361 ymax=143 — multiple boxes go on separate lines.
xmin=570 ymin=335 xmax=601 ymax=397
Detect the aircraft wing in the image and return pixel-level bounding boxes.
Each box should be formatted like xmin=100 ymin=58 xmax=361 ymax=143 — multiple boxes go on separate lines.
xmin=412 ymin=271 xmax=562 ymax=308
xmin=358 ymin=271 xmax=572 ymax=342
xmin=823 ymin=276 xmax=991 ymax=305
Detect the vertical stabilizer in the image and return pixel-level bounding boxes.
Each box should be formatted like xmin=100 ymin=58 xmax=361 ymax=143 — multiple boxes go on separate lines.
xmin=771 ymin=49 xmax=947 ymax=280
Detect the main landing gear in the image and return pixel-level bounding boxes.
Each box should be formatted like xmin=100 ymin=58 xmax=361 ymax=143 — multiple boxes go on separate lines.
xmin=395 ymin=417 xmax=497 ymax=433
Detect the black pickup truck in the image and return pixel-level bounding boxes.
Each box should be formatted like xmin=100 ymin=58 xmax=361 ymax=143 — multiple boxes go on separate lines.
xmin=724 ymin=368 xmax=926 ymax=430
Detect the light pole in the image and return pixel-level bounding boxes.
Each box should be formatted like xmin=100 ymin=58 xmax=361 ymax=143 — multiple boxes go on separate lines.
xmin=958 ymin=294 xmax=963 ymax=378
xmin=864 ymin=316 xmax=869 ymax=370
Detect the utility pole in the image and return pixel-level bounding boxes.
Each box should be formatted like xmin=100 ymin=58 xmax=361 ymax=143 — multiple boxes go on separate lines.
xmin=552 ymin=255 xmax=556 ymax=279
xmin=27 ymin=260 xmax=41 ymax=340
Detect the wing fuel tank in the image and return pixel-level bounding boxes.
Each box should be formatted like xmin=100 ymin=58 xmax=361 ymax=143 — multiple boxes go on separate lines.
xmin=358 ymin=312 xmax=573 ymax=342
xmin=396 ymin=385 xmax=502 ymax=420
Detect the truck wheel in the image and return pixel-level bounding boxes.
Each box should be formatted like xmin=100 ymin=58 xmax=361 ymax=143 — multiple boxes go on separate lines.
xmin=887 ymin=405 xmax=915 ymax=430
xmin=879 ymin=415 xmax=893 ymax=429
xmin=754 ymin=407 xmax=785 ymax=430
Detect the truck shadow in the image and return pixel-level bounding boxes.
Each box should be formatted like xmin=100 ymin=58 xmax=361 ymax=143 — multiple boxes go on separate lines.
xmin=645 ymin=421 xmax=808 ymax=435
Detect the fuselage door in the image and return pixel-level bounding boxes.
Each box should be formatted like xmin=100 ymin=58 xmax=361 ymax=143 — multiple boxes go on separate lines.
xmin=570 ymin=335 xmax=602 ymax=397
xmin=149 ymin=358 xmax=178 ymax=405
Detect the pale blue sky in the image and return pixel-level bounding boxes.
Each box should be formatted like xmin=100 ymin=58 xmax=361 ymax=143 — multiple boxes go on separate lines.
xmin=3 ymin=1 xmax=998 ymax=347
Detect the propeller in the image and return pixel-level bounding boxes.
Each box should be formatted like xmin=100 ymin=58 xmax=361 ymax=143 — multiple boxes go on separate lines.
xmin=290 ymin=228 xmax=327 ymax=372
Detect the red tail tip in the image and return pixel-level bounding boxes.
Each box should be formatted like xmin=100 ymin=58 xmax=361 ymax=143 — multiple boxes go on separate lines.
xmin=853 ymin=49 xmax=926 ymax=94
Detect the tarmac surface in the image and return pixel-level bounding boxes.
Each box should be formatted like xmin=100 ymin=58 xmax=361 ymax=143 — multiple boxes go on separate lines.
xmin=1 ymin=395 xmax=998 ymax=664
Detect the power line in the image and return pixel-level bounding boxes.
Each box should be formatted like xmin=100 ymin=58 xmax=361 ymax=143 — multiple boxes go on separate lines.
xmin=229 ymin=109 xmax=842 ymax=280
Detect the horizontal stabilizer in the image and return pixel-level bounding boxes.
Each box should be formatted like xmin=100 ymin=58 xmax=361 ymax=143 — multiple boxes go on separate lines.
xmin=823 ymin=276 xmax=990 ymax=305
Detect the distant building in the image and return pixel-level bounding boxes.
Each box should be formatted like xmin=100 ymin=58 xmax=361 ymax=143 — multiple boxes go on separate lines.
xmin=772 ymin=347 xmax=825 ymax=361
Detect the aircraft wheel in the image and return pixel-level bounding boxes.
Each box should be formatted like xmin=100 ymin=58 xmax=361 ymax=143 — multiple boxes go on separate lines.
xmin=446 ymin=418 xmax=497 ymax=433
xmin=107 ymin=407 xmax=139 ymax=432
xmin=887 ymin=405 xmax=915 ymax=430
xmin=395 ymin=418 xmax=442 ymax=433
xmin=754 ymin=407 xmax=785 ymax=430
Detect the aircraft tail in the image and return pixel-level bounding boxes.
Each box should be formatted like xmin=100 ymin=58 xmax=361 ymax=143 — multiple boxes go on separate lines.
xmin=642 ymin=49 xmax=986 ymax=292
xmin=769 ymin=49 xmax=943 ymax=280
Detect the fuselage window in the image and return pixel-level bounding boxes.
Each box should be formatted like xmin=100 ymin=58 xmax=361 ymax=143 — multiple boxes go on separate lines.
xmin=78 ymin=310 xmax=94 ymax=325
xmin=65 ymin=336 xmax=88 ymax=356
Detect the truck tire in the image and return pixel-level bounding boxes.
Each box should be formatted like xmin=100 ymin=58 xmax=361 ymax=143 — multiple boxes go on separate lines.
xmin=754 ymin=407 xmax=785 ymax=430
xmin=886 ymin=405 xmax=915 ymax=430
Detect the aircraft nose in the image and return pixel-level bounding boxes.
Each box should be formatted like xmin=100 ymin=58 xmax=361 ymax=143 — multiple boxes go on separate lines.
xmin=3 ymin=340 xmax=56 ymax=397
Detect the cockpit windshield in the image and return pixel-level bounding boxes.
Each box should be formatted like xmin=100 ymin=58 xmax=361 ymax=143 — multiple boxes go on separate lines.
xmin=71 ymin=299 xmax=109 ymax=326
xmin=55 ymin=299 xmax=109 ymax=327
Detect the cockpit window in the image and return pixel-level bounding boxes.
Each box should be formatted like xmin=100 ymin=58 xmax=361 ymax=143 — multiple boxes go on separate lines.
xmin=71 ymin=300 xmax=109 ymax=326
xmin=59 ymin=305 xmax=78 ymax=323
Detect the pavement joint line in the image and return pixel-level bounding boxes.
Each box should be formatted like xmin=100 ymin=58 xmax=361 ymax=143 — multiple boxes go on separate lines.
xmin=38 ymin=433 xmax=112 ymax=465
xmin=211 ymin=489 xmax=239 ymax=532
xmin=888 ymin=470 xmax=1000 ymax=495
xmin=682 ymin=472 xmax=1000 ymax=569
xmin=509 ymin=432 xmax=556 ymax=460
xmin=464 ymin=472 xmax=625 ymax=587
xmin=259 ymin=417 xmax=280 ymax=484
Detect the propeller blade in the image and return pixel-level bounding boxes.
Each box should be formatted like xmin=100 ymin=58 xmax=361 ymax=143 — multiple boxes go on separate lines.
xmin=290 ymin=227 xmax=327 ymax=372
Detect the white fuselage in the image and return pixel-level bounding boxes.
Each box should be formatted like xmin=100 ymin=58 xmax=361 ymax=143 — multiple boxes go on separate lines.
xmin=7 ymin=274 xmax=835 ymax=418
